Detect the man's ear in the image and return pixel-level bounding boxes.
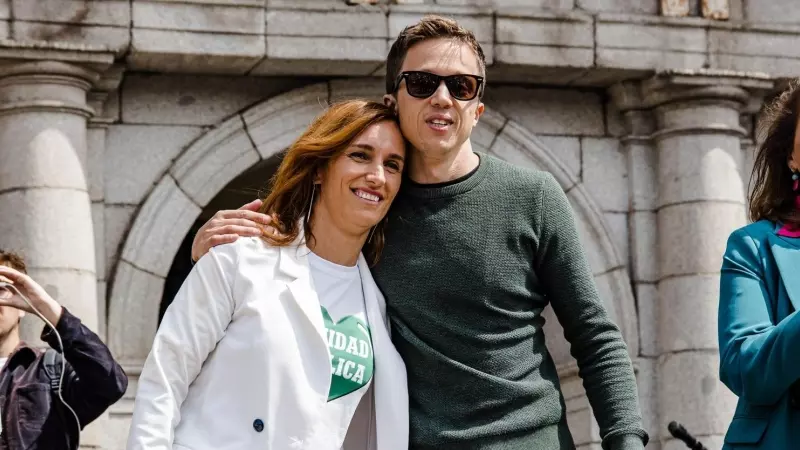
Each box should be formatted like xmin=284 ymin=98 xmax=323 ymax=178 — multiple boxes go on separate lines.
xmin=474 ymin=101 xmax=485 ymax=125
xmin=383 ymin=94 xmax=397 ymax=113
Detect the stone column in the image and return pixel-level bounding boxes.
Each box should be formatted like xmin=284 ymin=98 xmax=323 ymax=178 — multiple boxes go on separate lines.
xmin=640 ymin=71 xmax=772 ymax=450
xmin=610 ymin=81 xmax=661 ymax=450
xmin=0 ymin=60 xmax=105 ymax=448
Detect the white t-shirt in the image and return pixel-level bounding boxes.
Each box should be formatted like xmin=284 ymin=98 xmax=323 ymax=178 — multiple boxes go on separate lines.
xmin=0 ymin=357 xmax=7 ymax=370
xmin=307 ymin=251 xmax=375 ymax=450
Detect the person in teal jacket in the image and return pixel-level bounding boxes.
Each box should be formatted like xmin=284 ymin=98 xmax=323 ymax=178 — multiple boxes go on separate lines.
xmin=719 ymin=80 xmax=800 ymax=449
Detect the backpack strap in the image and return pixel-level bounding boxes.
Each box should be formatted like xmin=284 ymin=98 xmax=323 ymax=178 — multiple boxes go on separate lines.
xmin=43 ymin=348 xmax=62 ymax=392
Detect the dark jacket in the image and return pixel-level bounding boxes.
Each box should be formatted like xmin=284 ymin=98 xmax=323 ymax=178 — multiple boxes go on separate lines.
xmin=0 ymin=308 xmax=128 ymax=450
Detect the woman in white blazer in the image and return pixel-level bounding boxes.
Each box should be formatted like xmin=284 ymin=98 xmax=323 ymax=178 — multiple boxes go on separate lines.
xmin=126 ymin=100 xmax=409 ymax=450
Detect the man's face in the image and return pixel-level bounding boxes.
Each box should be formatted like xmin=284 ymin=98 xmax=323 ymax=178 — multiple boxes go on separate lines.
xmin=0 ymin=272 xmax=23 ymax=344
xmin=391 ymin=38 xmax=485 ymax=157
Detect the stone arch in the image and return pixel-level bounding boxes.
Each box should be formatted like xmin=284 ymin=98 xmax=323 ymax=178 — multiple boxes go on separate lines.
xmin=107 ymin=79 xmax=639 ymax=375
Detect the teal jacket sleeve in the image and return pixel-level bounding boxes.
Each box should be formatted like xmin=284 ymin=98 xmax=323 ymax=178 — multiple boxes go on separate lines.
xmin=718 ymin=228 xmax=800 ymax=406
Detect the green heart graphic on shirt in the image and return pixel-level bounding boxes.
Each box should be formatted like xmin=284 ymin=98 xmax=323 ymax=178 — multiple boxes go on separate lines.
xmin=321 ymin=306 xmax=374 ymax=401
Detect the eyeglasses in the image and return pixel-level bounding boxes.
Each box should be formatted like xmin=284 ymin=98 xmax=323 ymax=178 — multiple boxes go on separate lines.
xmin=394 ymin=71 xmax=484 ymax=101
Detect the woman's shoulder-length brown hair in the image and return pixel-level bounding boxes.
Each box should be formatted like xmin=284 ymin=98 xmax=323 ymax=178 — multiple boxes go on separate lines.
xmin=750 ymin=80 xmax=800 ymax=227
xmin=258 ymin=99 xmax=399 ymax=265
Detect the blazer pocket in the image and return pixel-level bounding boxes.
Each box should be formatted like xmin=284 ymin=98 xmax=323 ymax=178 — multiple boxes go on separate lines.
xmin=724 ymin=417 xmax=769 ymax=444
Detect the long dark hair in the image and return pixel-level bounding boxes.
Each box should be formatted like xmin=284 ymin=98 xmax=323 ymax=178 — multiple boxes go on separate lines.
xmin=749 ymin=80 xmax=800 ymax=227
xmin=259 ymin=99 xmax=398 ymax=265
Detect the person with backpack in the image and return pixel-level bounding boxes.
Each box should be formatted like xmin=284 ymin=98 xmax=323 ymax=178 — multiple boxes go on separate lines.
xmin=0 ymin=249 xmax=128 ymax=450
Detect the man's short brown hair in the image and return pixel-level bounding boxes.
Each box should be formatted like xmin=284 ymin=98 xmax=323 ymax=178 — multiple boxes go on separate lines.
xmin=0 ymin=249 xmax=27 ymax=274
xmin=385 ymin=15 xmax=487 ymax=95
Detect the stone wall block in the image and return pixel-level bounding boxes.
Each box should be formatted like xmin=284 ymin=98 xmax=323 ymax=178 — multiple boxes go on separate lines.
xmin=105 ymin=124 xmax=204 ymax=205
xmin=134 ymin=1 xmax=263 ymax=34
xmin=0 ymin=189 xmax=95 ymax=272
xmin=627 ymin=140 xmax=657 ymax=211
xmin=630 ymin=211 xmax=658 ymax=283
xmin=658 ymin=275 xmax=721 ymax=353
xmin=267 ymin=9 xmax=387 ymax=38
xmin=329 ymin=78 xmax=384 ymax=103
xmin=597 ymin=48 xmax=707 ymax=71
xmin=12 ymin=22 xmax=130 ymax=53
xmin=92 ymin=202 xmax=106 ymax=281
xmin=471 ymin=109 xmax=507 ymax=153
xmin=265 ymin=36 xmax=387 ymax=63
xmin=636 ymin=283 xmax=658 ymax=357
xmin=435 ymin=0 xmax=574 ymax=8
xmin=13 ymin=0 xmax=130 ymax=25
xmin=243 ymin=85 xmax=330 ymax=159
xmin=171 ymin=117 xmax=261 ymax=206
xmin=0 ymin=115 xmax=88 ymax=191
xmin=743 ymin=1 xmax=800 ymax=23
xmin=537 ymin=135 xmax=581 ymax=180
xmin=494 ymin=44 xmax=593 ymax=68
xmin=105 ymin=205 xmax=137 ymax=278
xmin=496 ymin=15 xmax=593 ymax=48
xmin=636 ymin=357 xmax=660 ymax=443
xmin=596 ymin=18 xmax=708 ymax=70
xmin=541 ymin=305 xmax=572 ymax=368
xmin=484 ymin=87 xmax=605 ymax=136
xmin=120 ymin=176 xmax=201 ymax=278
xmin=711 ymin=54 xmax=800 ymax=79
xmin=658 ymin=202 xmax=745 ymax=278
xmin=108 ymin=261 xmax=165 ymax=364
xmin=567 ymin=404 xmax=602 ymax=447
xmin=597 ymin=21 xmax=707 ymax=52
xmin=87 ymin=127 xmax=106 ymax=202
xmin=567 ymin=188 xmax=618 ymax=274
xmin=97 ymin=280 xmax=107 ymax=341
xmin=657 ymin=134 xmax=745 ymax=207
xmin=577 ymin=0 xmax=659 ymax=14
xmin=130 ymin=0 xmax=266 ymax=73
xmin=710 ymin=28 xmax=800 ymax=59
xmin=594 ymin=268 xmax=639 ymax=355
xmin=129 ymin=29 xmax=265 ymax=74
xmin=604 ymin=211 xmax=629 ymax=267
xmin=121 ymin=74 xmax=303 ymax=126
xmin=582 ymin=137 xmax=629 ymax=212
xmin=657 ymin=352 xmax=736 ymax=439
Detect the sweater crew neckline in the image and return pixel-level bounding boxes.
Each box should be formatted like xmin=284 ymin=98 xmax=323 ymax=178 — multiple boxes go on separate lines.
xmin=402 ymin=153 xmax=490 ymax=200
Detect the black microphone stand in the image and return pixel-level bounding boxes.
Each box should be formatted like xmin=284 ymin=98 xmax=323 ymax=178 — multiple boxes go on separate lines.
xmin=668 ymin=421 xmax=709 ymax=450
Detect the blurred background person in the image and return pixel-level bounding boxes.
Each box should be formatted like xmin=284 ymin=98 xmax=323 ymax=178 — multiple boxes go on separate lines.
xmin=719 ymin=80 xmax=800 ymax=449
xmin=0 ymin=250 xmax=128 ymax=450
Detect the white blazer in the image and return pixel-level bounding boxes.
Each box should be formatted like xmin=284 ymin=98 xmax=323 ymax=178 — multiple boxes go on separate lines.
xmin=126 ymin=236 xmax=409 ymax=450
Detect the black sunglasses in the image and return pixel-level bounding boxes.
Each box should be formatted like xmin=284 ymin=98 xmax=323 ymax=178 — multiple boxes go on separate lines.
xmin=394 ymin=71 xmax=484 ymax=101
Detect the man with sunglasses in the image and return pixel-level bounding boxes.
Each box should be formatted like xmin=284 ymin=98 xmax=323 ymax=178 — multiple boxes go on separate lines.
xmin=190 ymin=15 xmax=648 ymax=450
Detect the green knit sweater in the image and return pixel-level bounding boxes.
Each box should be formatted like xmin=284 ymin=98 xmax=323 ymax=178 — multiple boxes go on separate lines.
xmin=372 ymin=154 xmax=648 ymax=450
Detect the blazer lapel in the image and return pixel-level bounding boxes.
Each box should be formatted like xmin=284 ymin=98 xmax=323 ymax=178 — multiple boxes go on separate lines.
xmin=768 ymin=230 xmax=800 ymax=312
xmin=277 ymin=243 xmax=328 ymax=346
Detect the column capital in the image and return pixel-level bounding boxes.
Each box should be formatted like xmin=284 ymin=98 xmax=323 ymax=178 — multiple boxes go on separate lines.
xmin=641 ymin=69 xmax=774 ymax=109
xmin=88 ymin=64 xmax=125 ymax=126
xmin=611 ymin=70 xmax=774 ymax=113
xmin=0 ymin=40 xmax=116 ymax=118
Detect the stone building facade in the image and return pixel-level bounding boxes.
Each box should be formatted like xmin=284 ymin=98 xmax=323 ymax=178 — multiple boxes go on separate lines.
xmin=0 ymin=0 xmax=797 ymax=448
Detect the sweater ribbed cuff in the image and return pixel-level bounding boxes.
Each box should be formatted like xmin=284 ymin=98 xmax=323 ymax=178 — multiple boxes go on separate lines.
xmin=608 ymin=433 xmax=646 ymax=450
